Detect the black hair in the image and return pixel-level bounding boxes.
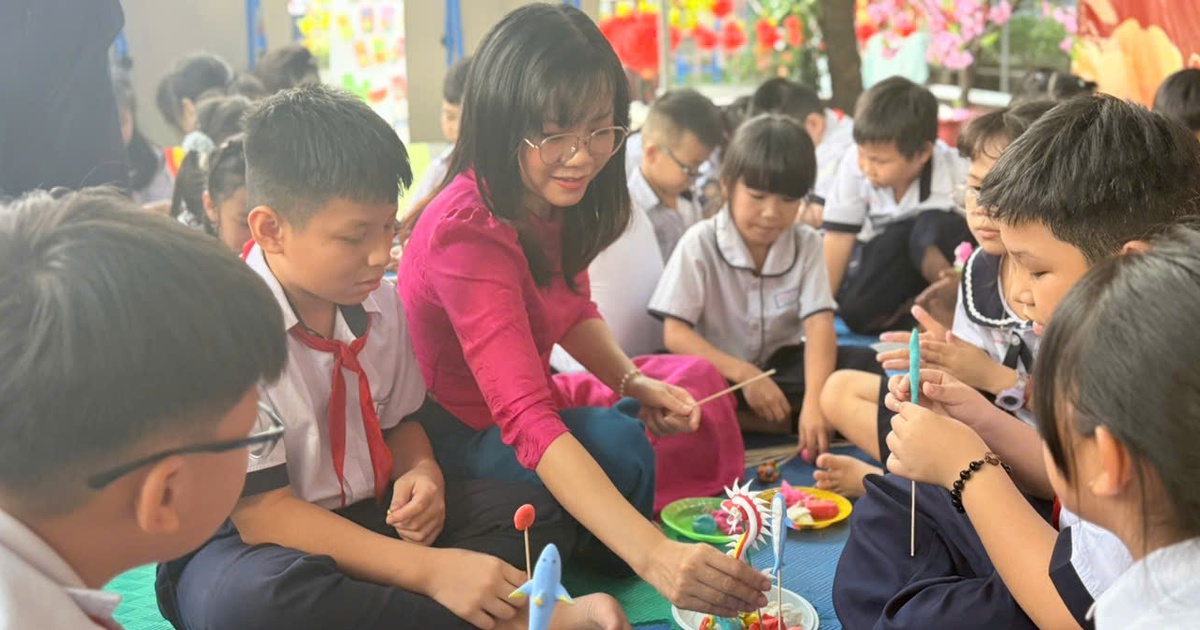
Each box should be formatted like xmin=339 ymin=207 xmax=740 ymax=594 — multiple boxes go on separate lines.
xmin=1010 ymin=68 xmax=1097 ymax=106
xmin=749 ymin=77 xmax=822 ymax=122
xmin=244 ymin=83 xmax=412 ymax=226
xmin=720 ymin=95 xmax=753 ymax=149
xmin=0 ymin=188 xmax=286 ymax=515
xmin=170 ymin=95 xmax=254 ymax=234
xmin=957 ymin=100 xmax=1057 ymax=160
xmin=443 ymin=56 xmax=472 ymax=104
xmin=1153 ymin=68 xmax=1200 ymax=132
xmin=981 ymin=94 xmax=1200 ymax=263
xmin=155 ymin=53 xmax=235 ymax=131
xmin=208 ymin=135 xmax=247 ymax=207
xmin=112 ymin=70 xmax=164 ymax=193
xmin=408 ymin=4 xmax=631 ymax=288
xmin=851 ymin=76 xmax=938 ymax=158
xmin=645 ymin=88 xmax=724 ymax=150
xmin=720 ymin=113 xmax=816 ymax=199
xmin=1036 ymin=226 xmax=1200 ymax=545
xmin=252 ymin=45 xmax=320 ymax=95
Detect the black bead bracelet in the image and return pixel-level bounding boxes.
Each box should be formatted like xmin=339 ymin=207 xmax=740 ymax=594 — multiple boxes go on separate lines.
xmin=948 ymin=452 xmax=1012 ymax=513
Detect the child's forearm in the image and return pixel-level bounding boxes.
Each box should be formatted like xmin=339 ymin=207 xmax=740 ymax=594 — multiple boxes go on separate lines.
xmin=960 ymin=466 xmax=1081 ymax=630
xmin=824 ymin=232 xmax=856 ymax=296
xmin=970 ymin=411 xmax=1054 ymax=498
xmin=535 ymin=433 xmax=664 ymax=574
xmin=663 ymin=318 xmax=758 ymax=382
xmin=801 ymin=312 xmax=838 ymax=411
xmin=232 ymin=488 xmax=437 ymax=593
xmin=386 ymin=418 xmax=441 ymax=479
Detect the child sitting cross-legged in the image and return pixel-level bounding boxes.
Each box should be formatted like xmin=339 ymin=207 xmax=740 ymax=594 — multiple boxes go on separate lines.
xmin=0 ymin=188 xmax=288 ymax=629
xmin=156 ymin=84 xmax=627 ymax=630
xmin=815 ymin=100 xmax=1056 ymax=498
xmin=649 ymin=113 xmax=882 ymax=457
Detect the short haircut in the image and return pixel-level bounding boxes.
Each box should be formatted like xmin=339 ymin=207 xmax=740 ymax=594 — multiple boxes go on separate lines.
xmin=981 ymin=94 xmax=1200 ymax=263
xmin=1010 ymin=68 xmax=1097 ymax=106
xmin=252 ymin=45 xmax=320 ymax=94
xmin=720 ymin=113 xmax=816 ymax=199
xmin=644 ymin=89 xmax=724 ymax=150
xmin=749 ymin=78 xmax=822 ymax=122
xmin=195 ymin=94 xmax=253 ymax=147
xmin=957 ymin=100 xmax=1056 ymax=160
xmin=156 ymin=53 xmax=234 ymax=130
xmin=0 ymin=188 xmax=286 ymax=515
xmin=1153 ymin=68 xmax=1200 ymax=132
xmin=243 ymin=83 xmax=413 ymax=225
xmin=1036 ymin=226 xmax=1200 ymax=539
xmin=207 ymin=135 xmax=247 ymax=206
xmin=851 ymin=76 xmax=938 ymax=158
xmin=443 ymin=56 xmax=472 ymax=104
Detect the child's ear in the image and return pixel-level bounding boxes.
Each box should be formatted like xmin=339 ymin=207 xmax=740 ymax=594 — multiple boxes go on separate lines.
xmin=202 ymin=191 xmax=218 ymax=223
xmin=1120 ymin=240 xmax=1152 ymax=255
xmin=133 ymin=456 xmax=186 ymax=535
xmin=249 ymin=206 xmax=286 ymax=254
xmin=642 ymin=142 xmax=660 ymax=164
xmin=804 ymin=113 xmax=826 ymax=144
xmin=1089 ymin=426 xmax=1133 ymax=498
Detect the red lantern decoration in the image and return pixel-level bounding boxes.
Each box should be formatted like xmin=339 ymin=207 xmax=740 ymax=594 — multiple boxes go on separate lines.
xmin=711 ymin=0 xmax=735 ymax=20
xmin=755 ymin=17 xmax=780 ymax=51
xmin=599 ymin=11 xmax=682 ymax=79
xmin=783 ymin=14 xmax=804 ymax=48
xmin=720 ymin=20 xmax=747 ymax=52
xmin=693 ymin=24 xmax=720 ymax=51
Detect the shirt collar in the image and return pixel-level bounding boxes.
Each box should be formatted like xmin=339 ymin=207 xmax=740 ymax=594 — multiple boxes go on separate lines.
xmin=628 ymin=165 xmax=664 ymax=213
xmin=713 ymin=208 xmax=799 ymax=277
xmin=0 ymin=509 xmax=123 ymax=625
xmin=1092 ymin=538 xmax=1200 ymax=626
xmin=245 ymin=244 xmax=383 ymax=334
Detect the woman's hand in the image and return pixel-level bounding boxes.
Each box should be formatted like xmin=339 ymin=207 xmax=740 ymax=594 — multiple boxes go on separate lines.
xmin=625 ymin=374 xmax=700 ymax=437
xmin=643 ymin=538 xmax=771 ymax=619
xmin=885 ymin=402 xmax=989 ymax=490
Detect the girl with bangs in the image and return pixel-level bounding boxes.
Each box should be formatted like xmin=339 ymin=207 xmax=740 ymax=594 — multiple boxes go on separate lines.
xmin=399 ymin=4 xmax=770 ymax=618
xmin=650 ymin=114 xmax=882 ymax=457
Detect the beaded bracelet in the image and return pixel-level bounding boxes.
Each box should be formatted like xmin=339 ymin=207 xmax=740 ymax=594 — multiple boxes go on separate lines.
xmin=617 ymin=368 xmax=642 ymax=399
xmin=949 ymin=452 xmax=1012 ymax=513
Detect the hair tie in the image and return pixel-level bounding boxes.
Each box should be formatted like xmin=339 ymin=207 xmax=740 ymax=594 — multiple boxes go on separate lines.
xmin=182 ymin=130 xmax=215 ymax=154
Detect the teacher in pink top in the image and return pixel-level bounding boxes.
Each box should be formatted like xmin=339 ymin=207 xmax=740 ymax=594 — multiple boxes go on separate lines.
xmin=399 ymin=4 xmax=770 ymax=619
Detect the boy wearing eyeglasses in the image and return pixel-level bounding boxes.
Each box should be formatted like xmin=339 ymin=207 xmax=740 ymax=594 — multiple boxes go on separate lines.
xmin=629 ymin=89 xmax=724 ymax=261
xmin=156 ymin=85 xmax=602 ymax=630
xmin=0 ymin=188 xmax=287 ymax=629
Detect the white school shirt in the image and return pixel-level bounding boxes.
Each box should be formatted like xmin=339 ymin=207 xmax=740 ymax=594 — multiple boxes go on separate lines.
xmin=822 ymin=140 xmax=968 ymax=243
xmin=1093 ymin=538 xmax=1200 ymax=629
xmin=951 ymin=249 xmax=1040 ymax=426
xmin=625 ymin=131 xmax=644 ymax=180
xmin=1051 ymin=505 xmax=1134 ymax=626
xmin=648 ymin=209 xmax=835 ymax=366
xmin=812 ymin=109 xmax=854 ymax=203
xmin=629 ymin=164 xmax=704 ymax=261
xmin=0 ymin=509 xmax=123 ymax=630
xmin=245 ymin=245 xmax=427 ymax=509
xmin=551 ymin=201 xmax=665 ymax=373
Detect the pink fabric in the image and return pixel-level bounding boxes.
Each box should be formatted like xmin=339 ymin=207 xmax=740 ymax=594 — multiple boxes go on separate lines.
xmin=398 ymin=171 xmax=602 ymax=470
xmin=553 ymin=354 xmax=746 ymax=513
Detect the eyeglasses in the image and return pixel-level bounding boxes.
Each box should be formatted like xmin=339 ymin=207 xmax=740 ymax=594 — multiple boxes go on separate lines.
xmin=523 ymin=126 xmax=629 ymax=166
xmin=86 ymin=402 xmax=286 ymax=489
xmin=656 ymin=143 xmax=702 ymax=181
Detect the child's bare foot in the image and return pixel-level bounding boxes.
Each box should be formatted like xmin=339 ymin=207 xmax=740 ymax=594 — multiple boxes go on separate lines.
xmin=814 ymin=453 xmax=883 ymax=498
xmin=549 ymin=593 xmax=631 ymax=630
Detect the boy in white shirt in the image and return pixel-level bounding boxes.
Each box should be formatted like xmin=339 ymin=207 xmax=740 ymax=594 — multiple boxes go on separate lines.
xmin=0 ymin=188 xmax=289 ymax=630
xmin=156 ymin=85 xmax=625 ymax=630
xmin=823 ymin=77 xmax=971 ymax=334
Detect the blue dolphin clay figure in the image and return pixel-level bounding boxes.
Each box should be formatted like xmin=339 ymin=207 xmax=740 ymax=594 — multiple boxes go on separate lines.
xmin=509 ymin=543 xmax=572 ymax=630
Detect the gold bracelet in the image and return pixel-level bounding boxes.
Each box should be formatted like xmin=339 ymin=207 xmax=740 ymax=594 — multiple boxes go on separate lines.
xmin=617 ymin=368 xmax=642 ymax=399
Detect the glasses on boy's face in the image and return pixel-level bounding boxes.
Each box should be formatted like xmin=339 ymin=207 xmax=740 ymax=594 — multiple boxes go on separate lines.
xmin=523 ymin=126 xmax=629 ymax=166
xmin=656 ymin=143 xmax=701 ymax=181
xmin=86 ymin=402 xmax=286 ymax=489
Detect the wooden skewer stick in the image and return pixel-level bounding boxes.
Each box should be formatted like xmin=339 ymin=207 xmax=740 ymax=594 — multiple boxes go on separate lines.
xmin=524 ymin=529 xmax=532 ymax=581
xmin=697 ymin=369 xmax=778 ymax=406
xmin=909 ymin=327 xmax=920 ymax=558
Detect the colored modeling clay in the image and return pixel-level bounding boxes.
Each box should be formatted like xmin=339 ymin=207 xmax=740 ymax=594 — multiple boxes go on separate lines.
xmin=692 ymin=513 xmax=718 ymax=535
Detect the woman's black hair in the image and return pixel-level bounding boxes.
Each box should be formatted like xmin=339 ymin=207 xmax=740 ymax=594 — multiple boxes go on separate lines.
xmin=1036 ymin=226 xmax=1200 ymax=544
xmin=170 ymin=95 xmax=253 ymax=233
xmin=207 ymin=135 xmax=247 ymax=207
xmin=155 ymin=53 xmax=235 ymax=132
xmin=957 ymin=100 xmax=1057 ymax=161
xmin=719 ymin=113 xmax=816 ymax=200
xmin=405 ymin=4 xmax=631 ymax=288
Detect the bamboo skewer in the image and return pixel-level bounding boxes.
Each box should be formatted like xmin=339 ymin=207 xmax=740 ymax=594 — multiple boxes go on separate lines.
xmin=697 ymin=369 xmax=778 ymax=406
